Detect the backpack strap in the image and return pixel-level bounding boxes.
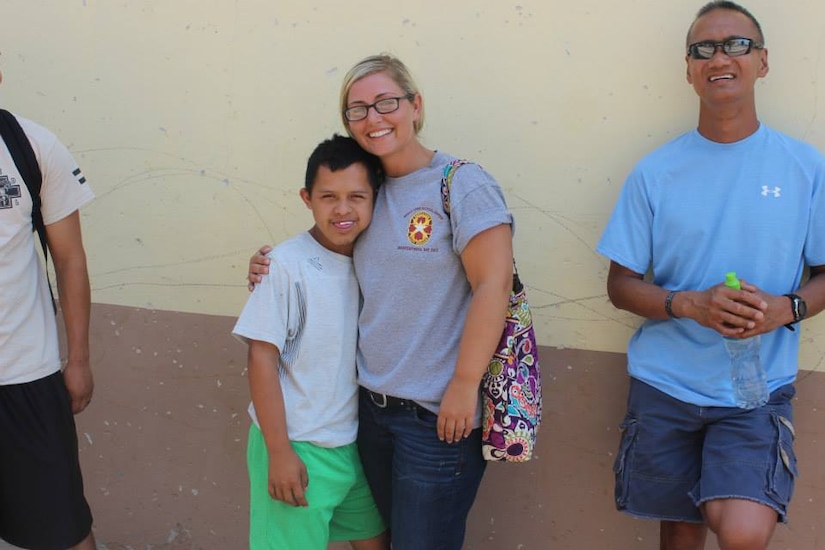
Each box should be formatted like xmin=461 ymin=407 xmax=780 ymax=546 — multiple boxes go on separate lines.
xmin=0 ymin=109 xmax=55 ymax=312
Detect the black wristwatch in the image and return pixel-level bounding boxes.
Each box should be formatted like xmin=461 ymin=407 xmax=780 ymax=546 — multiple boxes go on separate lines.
xmin=783 ymin=293 xmax=807 ymax=331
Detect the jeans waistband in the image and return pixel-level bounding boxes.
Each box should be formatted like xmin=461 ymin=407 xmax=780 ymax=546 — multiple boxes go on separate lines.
xmin=362 ymin=387 xmax=422 ymax=411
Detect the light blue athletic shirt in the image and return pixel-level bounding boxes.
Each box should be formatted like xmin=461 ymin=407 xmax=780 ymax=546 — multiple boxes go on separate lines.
xmin=597 ymin=124 xmax=825 ymax=407
xmin=354 ymin=151 xmax=513 ymax=418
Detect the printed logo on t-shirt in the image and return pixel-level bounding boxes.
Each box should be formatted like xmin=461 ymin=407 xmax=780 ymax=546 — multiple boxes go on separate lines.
xmin=0 ymin=174 xmax=22 ymax=210
xmin=72 ymin=167 xmax=87 ymax=185
xmin=407 ymin=210 xmax=433 ymax=245
xmin=761 ymin=185 xmax=781 ymax=198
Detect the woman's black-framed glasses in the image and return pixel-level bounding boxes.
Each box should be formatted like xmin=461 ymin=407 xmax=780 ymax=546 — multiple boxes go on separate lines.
xmin=344 ymin=94 xmax=415 ymax=122
xmin=687 ymin=37 xmax=763 ymax=60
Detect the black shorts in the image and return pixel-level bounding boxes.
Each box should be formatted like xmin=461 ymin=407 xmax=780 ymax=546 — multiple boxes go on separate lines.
xmin=0 ymin=371 xmax=93 ymax=549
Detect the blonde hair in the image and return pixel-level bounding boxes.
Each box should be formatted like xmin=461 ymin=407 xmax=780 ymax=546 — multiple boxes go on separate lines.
xmin=339 ymin=54 xmax=425 ymax=136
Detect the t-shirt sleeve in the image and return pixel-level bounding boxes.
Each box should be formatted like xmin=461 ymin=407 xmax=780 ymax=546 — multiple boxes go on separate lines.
xmin=447 ymin=163 xmax=513 ymax=254
xmin=232 ymin=258 xmax=294 ymax=349
xmin=38 ymin=130 xmax=94 ymax=225
xmin=805 ymin=156 xmax=825 ymax=266
xmin=596 ymin=167 xmax=654 ymax=276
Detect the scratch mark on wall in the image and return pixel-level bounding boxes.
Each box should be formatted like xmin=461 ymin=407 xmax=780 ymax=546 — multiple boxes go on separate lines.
xmin=803 ymin=32 xmax=824 ymax=139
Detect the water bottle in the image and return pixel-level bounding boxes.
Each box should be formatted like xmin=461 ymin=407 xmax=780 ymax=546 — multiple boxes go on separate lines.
xmin=723 ymin=272 xmax=768 ymax=409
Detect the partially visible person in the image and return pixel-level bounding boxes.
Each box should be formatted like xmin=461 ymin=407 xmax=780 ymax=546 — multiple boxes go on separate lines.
xmin=597 ymin=2 xmax=825 ymax=549
xmin=248 ymin=54 xmax=513 ymax=549
xmin=0 ymin=70 xmax=96 ymax=549
xmin=233 ymin=135 xmax=388 ymax=550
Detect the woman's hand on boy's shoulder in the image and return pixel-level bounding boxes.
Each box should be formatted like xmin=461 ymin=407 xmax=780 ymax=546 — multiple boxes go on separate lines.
xmin=248 ymin=245 xmax=273 ymax=291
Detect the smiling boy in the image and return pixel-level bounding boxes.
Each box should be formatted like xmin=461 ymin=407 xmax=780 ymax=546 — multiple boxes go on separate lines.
xmin=233 ymin=135 xmax=387 ymax=550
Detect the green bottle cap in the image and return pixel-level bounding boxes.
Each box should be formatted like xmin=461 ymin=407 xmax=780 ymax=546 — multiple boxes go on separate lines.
xmin=724 ymin=271 xmax=741 ymax=290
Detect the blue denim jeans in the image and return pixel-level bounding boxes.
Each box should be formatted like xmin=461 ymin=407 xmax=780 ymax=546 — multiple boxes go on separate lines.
xmin=357 ymin=389 xmax=487 ymax=550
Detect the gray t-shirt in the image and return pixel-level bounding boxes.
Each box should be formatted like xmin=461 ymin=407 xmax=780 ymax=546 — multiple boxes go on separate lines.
xmin=354 ymin=151 xmax=512 ymax=416
xmin=233 ymin=231 xmax=360 ymax=447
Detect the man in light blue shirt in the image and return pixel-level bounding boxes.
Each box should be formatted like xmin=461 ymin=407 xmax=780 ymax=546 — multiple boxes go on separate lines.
xmin=597 ymin=2 xmax=825 ymax=548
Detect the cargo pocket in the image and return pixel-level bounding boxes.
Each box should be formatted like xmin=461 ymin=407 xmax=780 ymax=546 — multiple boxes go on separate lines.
xmin=614 ymin=417 xmax=639 ymax=509
xmin=767 ymin=413 xmax=798 ymax=507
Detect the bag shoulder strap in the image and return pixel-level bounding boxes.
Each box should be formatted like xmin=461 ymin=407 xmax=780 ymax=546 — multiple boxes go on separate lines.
xmin=0 ymin=109 xmax=55 ymax=311
xmin=439 ymin=158 xmax=520 ymax=283
xmin=439 ymin=158 xmax=472 ymax=217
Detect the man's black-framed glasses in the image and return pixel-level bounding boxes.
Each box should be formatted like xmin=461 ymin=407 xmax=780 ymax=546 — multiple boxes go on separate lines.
xmin=344 ymin=94 xmax=415 ymax=122
xmin=687 ymin=37 xmax=763 ymax=60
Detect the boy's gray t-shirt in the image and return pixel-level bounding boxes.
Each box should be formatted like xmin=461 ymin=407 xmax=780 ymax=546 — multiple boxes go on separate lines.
xmin=233 ymin=232 xmax=360 ymax=447
xmin=354 ymin=151 xmax=513 ymax=418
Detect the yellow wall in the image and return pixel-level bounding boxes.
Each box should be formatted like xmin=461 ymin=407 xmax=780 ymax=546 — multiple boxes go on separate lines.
xmin=3 ymin=0 xmax=824 ymax=364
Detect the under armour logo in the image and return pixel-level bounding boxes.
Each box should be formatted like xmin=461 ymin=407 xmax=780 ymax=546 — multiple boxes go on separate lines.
xmin=761 ymin=185 xmax=781 ymax=198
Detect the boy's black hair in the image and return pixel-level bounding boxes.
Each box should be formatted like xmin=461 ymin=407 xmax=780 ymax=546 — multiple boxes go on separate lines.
xmin=304 ymin=134 xmax=383 ymax=194
xmin=687 ymin=1 xmax=764 ymax=46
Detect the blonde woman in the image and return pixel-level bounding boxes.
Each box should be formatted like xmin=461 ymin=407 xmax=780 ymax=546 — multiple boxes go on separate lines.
xmin=249 ymin=54 xmax=513 ymax=549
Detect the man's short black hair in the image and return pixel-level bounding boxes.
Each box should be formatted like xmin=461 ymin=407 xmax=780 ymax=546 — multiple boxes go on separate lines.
xmin=304 ymin=134 xmax=383 ymax=194
xmin=687 ymin=1 xmax=765 ymax=46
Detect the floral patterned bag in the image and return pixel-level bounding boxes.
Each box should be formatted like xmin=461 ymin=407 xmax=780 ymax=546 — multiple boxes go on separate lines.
xmin=441 ymin=159 xmax=543 ymax=462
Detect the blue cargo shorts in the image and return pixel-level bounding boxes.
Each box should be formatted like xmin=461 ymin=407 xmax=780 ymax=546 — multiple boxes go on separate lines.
xmin=613 ymin=378 xmax=797 ymax=523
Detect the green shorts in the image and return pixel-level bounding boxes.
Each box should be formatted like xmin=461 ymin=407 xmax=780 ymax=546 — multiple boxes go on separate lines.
xmin=247 ymin=424 xmax=385 ymax=550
